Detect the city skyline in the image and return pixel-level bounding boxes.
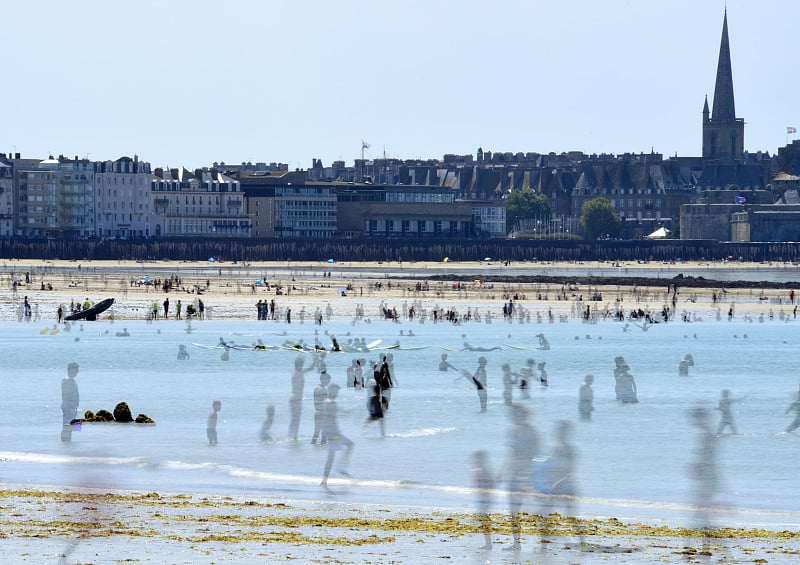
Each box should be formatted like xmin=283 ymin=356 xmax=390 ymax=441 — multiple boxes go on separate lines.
xmin=2 ymin=0 xmax=798 ymax=169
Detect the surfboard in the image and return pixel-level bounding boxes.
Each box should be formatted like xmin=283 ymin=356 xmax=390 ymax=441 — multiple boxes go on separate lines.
xmin=191 ymin=342 xmax=224 ymax=350
xmin=400 ymin=345 xmax=431 ymax=350
xmin=504 ymin=343 xmax=536 ymax=351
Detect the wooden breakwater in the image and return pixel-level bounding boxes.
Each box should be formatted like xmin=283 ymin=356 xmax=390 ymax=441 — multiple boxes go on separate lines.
xmin=3 ymin=238 xmax=800 ymax=263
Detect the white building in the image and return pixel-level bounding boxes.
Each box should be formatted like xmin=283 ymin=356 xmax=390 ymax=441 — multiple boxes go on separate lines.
xmin=95 ymin=156 xmax=155 ymax=238
xmin=151 ymin=166 xmax=250 ymax=237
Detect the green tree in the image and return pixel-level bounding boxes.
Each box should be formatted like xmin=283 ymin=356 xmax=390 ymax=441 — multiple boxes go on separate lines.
xmin=505 ymin=189 xmax=550 ymax=233
xmin=580 ymin=197 xmax=621 ymax=240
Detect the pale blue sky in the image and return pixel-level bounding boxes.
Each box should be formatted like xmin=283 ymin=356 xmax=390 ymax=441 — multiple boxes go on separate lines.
xmin=2 ymin=0 xmax=797 ymax=169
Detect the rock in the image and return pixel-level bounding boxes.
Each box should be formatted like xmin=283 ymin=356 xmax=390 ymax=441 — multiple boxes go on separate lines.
xmin=135 ymin=413 xmax=155 ymax=424
xmin=95 ymin=409 xmax=114 ymax=422
xmin=113 ymin=402 xmax=134 ymax=423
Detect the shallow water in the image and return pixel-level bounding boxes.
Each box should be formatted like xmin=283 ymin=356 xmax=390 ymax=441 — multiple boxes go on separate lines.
xmin=2 ymin=310 xmax=800 ymax=531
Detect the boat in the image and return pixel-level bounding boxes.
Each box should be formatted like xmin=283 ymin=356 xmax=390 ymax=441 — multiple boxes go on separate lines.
xmin=64 ymin=298 xmax=114 ymax=321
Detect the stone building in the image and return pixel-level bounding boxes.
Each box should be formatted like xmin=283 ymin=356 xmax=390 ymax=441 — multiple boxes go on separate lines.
xmin=151 ymin=167 xmax=250 ymax=237
xmin=95 ymin=156 xmax=154 ymax=239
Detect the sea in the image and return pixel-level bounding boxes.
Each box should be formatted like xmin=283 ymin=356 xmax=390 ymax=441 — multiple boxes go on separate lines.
xmin=2 ymin=300 xmax=800 ymax=533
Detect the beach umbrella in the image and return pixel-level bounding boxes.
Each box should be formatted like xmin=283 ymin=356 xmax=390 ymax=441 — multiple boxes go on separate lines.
xmin=483 ymin=257 xmax=491 ymax=261
xmin=443 ymin=257 xmax=449 ymax=263
xmin=143 ymin=275 xmax=150 ymax=283
xmin=327 ymin=258 xmax=335 ymax=263
xmin=255 ymin=279 xmax=264 ymax=285
xmin=208 ymin=257 xmax=215 ymax=263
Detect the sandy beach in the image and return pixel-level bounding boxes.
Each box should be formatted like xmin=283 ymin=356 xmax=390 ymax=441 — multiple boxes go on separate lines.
xmin=2 ymin=258 xmax=799 ymax=324
xmin=2 ymin=258 xmax=800 ymax=564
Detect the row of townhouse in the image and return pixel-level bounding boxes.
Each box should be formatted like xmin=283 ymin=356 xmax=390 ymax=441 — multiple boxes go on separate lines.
xmin=0 ymin=153 xmax=506 ymax=240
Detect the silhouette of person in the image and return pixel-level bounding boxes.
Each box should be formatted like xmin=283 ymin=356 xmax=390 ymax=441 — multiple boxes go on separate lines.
xmin=60 ymin=362 xmax=80 ymax=442
xmin=537 ymin=361 xmax=548 ymax=387
xmin=377 ymin=355 xmax=394 ymax=410
xmin=679 ymin=354 xmax=695 ymax=376
xmin=501 ymin=363 xmax=516 ymax=405
xmin=579 ymin=374 xmax=594 ymax=421
xmin=715 ymin=389 xmax=741 ymax=435
xmin=538 ymin=420 xmax=583 ymax=546
xmin=320 ymin=384 xmax=354 ymax=487
xmin=177 ymin=344 xmax=189 ymax=360
xmin=260 ymin=405 xmax=275 ymax=442
xmin=207 ymin=400 xmax=221 ymax=445
xmin=288 ymin=355 xmax=316 ymax=440
xmin=614 ymin=357 xmax=638 ymax=403
xmin=439 ymin=353 xmax=454 ymax=372
xmin=464 ymin=357 xmax=488 ymax=412
xmin=364 ymin=369 xmax=385 ymax=437
xmin=501 ymin=403 xmax=538 ymax=551
xmin=311 ymin=371 xmax=331 ymax=445
xmin=515 ymin=359 xmax=534 ymax=399
xmin=61 ymin=362 xmax=80 ymax=425
xmin=785 ymin=391 xmax=800 ymax=433
xmin=471 ymin=450 xmax=495 ymax=550
xmin=687 ymin=405 xmax=720 ymax=553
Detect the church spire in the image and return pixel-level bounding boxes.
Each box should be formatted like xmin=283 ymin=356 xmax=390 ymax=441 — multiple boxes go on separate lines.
xmin=711 ymin=9 xmax=736 ymax=120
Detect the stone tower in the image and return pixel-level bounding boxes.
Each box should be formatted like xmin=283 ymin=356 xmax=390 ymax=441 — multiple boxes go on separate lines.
xmin=702 ymin=10 xmax=744 ymax=161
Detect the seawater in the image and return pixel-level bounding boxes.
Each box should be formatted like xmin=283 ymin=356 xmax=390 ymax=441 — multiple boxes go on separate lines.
xmin=2 ymin=312 xmax=800 ymax=531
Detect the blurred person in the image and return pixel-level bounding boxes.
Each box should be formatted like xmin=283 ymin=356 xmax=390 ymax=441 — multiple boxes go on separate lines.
xmin=786 ymin=390 xmax=800 ymax=433
xmin=715 ymin=389 xmax=742 ymax=435
xmin=537 ymin=420 xmax=583 ymax=547
xmin=501 ymin=363 xmax=516 ymax=405
xmin=320 ymin=384 xmax=354 ymax=487
xmin=687 ymin=405 xmax=720 ymax=556
xmin=60 ymin=362 xmax=80 ymax=442
xmin=177 ymin=344 xmax=190 ymax=360
xmin=679 ymin=353 xmax=695 ymax=376
xmin=464 ymin=357 xmax=489 ymax=412
xmin=614 ymin=357 xmax=638 ymax=403
xmin=207 ymin=400 xmax=221 ymax=445
xmin=288 ymin=355 xmax=317 ymax=440
xmin=260 ymin=405 xmax=275 ymax=443
xmin=578 ymin=374 xmax=594 ymax=421
xmin=364 ymin=368 xmax=385 ymax=437
xmin=471 ymin=450 xmax=495 ymax=551
xmin=311 ymin=371 xmax=331 ymax=445
xmin=500 ymin=403 xmax=539 ymax=551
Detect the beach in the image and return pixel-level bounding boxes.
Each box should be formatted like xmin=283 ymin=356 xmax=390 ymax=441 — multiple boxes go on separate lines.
xmin=2 ymin=258 xmax=800 ymax=564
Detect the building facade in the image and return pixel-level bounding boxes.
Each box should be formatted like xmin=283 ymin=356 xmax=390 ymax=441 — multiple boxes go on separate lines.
xmin=151 ymin=167 xmax=250 ymax=237
xmin=95 ymin=156 xmax=154 ymax=238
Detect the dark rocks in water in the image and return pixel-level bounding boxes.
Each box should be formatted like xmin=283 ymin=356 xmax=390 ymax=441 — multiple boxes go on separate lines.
xmin=67 ymin=403 xmax=155 ymax=424
xmin=114 ymin=402 xmax=133 ymax=423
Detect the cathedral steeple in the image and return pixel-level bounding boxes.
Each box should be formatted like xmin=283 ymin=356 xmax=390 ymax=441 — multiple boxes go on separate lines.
xmin=711 ymin=10 xmax=736 ymax=121
xmin=702 ymin=10 xmax=744 ymax=161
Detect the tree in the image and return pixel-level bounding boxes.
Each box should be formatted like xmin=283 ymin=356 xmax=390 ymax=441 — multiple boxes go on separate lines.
xmin=505 ymin=189 xmax=550 ymax=233
xmin=580 ymin=197 xmax=621 ymax=240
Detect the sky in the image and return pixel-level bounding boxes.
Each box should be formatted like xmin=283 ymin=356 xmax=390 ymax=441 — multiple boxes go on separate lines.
xmin=2 ymin=0 xmax=798 ymax=170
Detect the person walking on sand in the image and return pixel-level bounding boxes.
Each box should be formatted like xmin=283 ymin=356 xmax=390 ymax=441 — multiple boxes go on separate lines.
xmin=311 ymin=371 xmax=331 ymax=445
xmin=463 ymin=357 xmax=489 ymax=412
xmin=320 ymin=384 xmax=354 ymax=487
xmin=163 ymin=297 xmax=170 ymax=319
xmin=207 ymin=400 xmax=221 ymax=445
